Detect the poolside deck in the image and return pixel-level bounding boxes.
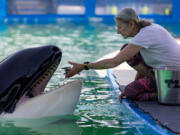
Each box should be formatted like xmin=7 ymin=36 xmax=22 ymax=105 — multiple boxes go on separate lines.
xmin=113 ymin=69 xmax=180 ymax=134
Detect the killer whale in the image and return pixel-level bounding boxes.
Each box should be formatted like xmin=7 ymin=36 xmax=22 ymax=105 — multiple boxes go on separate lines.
xmin=0 ymin=45 xmax=82 ymax=118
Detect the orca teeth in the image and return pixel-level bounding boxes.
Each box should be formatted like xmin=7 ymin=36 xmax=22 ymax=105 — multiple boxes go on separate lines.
xmin=31 ymin=61 xmax=59 ymax=90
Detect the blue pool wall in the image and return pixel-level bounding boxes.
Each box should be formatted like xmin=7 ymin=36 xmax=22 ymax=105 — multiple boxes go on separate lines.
xmin=0 ymin=0 xmax=6 ymax=20
xmin=0 ymin=0 xmax=180 ymax=24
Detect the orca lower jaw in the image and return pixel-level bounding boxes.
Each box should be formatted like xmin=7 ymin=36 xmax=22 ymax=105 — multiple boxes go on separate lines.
xmin=16 ymin=61 xmax=60 ymax=106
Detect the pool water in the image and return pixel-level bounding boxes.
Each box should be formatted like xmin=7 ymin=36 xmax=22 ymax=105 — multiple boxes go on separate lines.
xmin=0 ymin=22 xmax=178 ymax=135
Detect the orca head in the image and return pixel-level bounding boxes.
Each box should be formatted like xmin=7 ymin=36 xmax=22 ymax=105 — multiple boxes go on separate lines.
xmin=0 ymin=45 xmax=62 ymax=113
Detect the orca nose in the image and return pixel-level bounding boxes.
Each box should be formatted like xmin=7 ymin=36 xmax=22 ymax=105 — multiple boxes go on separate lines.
xmin=52 ymin=46 xmax=60 ymax=52
xmin=47 ymin=45 xmax=61 ymax=54
xmin=48 ymin=45 xmax=62 ymax=62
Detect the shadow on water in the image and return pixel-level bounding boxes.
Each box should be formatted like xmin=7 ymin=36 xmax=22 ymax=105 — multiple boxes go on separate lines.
xmin=0 ymin=115 xmax=82 ymax=135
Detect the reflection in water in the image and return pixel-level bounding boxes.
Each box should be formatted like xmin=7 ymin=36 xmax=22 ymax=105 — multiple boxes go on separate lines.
xmin=0 ymin=116 xmax=81 ymax=135
xmin=33 ymin=118 xmax=81 ymax=135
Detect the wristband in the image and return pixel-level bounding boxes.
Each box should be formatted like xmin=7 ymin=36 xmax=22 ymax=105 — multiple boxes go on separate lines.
xmin=83 ymin=61 xmax=90 ymax=70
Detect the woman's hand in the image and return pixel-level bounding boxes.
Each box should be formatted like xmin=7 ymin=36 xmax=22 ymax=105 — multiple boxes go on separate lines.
xmin=119 ymin=91 xmax=126 ymax=103
xmin=65 ymin=61 xmax=84 ymax=78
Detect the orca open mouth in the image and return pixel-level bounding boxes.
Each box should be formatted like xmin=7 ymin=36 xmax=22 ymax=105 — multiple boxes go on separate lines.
xmin=0 ymin=45 xmax=62 ymax=113
xmin=0 ymin=46 xmax=83 ymax=118
xmin=17 ymin=60 xmax=60 ymax=106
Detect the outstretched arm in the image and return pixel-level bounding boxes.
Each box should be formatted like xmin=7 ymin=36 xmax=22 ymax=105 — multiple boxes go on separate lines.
xmin=66 ymin=44 xmax=142 ymax=78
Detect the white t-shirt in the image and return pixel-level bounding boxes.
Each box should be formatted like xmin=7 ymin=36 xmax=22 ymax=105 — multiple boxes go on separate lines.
xmin=130 ymin=23 xmax=180 ymax=69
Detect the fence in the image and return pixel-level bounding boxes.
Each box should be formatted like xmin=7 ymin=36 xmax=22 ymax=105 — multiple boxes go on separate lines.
xmin=0 ymin=0 xmax=180 ymax=23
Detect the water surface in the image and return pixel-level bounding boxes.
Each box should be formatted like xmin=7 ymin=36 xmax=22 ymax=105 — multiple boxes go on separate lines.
xmin=0 ymin=22 xmax=178 ymax=135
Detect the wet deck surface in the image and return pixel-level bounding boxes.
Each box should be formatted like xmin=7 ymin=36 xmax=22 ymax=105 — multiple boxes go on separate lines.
xmin=113 ymin=69 xmax=180 ymax=134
